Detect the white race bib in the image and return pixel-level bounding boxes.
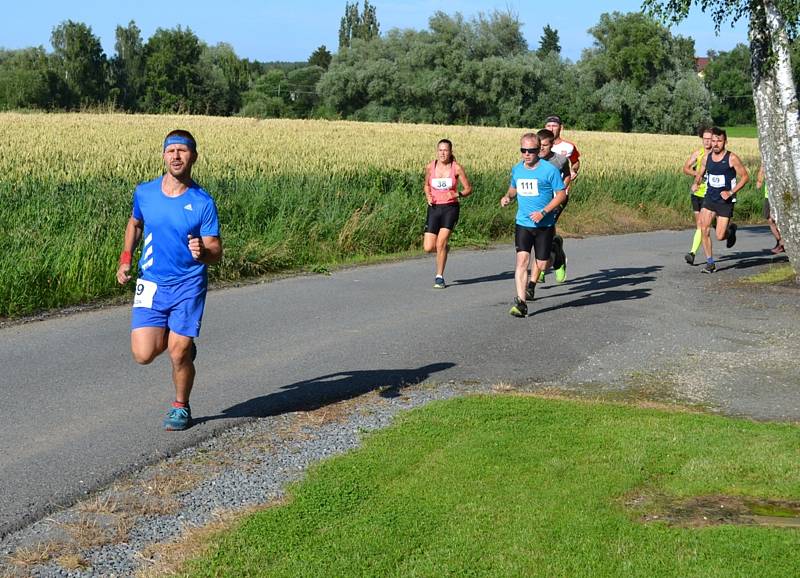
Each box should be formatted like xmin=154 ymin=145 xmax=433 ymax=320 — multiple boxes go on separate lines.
xmin=516 ymin=178 xmax=539 ymax=197
xmin=133 ymin=279 xmax=157 ymax=309
xmin=431 ymin=177 xmax=453 ymax=190
xmin=708 ymin=174 xmax=725 ymax=187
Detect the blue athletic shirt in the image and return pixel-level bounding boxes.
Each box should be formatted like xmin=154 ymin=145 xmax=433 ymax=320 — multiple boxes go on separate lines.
xmin=509 ymin=160 xmax=565 ymax=228
xmin=131 ymin=176 xmax=220 ymax=285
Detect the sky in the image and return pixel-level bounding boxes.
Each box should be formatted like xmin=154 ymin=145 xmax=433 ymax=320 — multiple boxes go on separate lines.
xmin=0 ymin=0 xmax=749 ymax=62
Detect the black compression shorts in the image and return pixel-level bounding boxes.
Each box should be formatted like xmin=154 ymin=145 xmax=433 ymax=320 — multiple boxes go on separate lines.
xmin=515 ymin=224 xmax=555 ymax=261
xmin=425 ymin=203 xmax=460 ymax=235
xmin=691 ymin=195 xmax=704 ymax=213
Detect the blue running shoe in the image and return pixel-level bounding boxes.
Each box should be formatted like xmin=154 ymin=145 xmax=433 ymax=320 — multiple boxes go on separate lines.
xmin=164 ymin=405 xmax=192 ymax=431
xmin=701 ymin=262 xmax=716 ymax=274
xmin=433 ymin=276 xmax=446 ymax=289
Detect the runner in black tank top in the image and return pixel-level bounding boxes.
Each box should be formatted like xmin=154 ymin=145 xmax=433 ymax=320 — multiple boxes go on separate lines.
xmin=692 ymin=127 xmax=749 ymax=273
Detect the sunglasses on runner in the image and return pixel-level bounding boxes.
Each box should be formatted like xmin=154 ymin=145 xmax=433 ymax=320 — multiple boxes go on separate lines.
xmin=520 ymin=147 xmax=540 ymax=154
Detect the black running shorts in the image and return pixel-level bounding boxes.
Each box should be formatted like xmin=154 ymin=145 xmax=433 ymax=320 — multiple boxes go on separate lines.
xmin=702 ymin=198 xmax=734 ymax=219
xmin=425 ymin=203 xmax=460 ymax=235
xmin=763 ymin=197 xmax=772 ymax=220
xmin=515 ymin=224 xmax=555 ymax=261
xmin=691 ymin=194 xmax=704 ymax=213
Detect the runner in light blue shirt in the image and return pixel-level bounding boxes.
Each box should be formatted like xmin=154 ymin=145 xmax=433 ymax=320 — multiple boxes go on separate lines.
xmin=500 ymin=132 xmax=566 ymax=317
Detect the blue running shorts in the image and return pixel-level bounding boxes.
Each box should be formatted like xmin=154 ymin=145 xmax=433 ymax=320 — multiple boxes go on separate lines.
xmin=131 ymin=274 xmax=207 ymax=337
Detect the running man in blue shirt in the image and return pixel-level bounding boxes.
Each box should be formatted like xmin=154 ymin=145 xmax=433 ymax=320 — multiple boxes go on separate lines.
xmin=116 ymin=130 xmax=222 ymax=430
xmin=500 ymin=133 xmax=566 ymax=317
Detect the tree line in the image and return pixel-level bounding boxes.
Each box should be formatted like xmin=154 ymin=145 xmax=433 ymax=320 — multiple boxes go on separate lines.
xmin=1 ymin=7 xmax=797 ymax=133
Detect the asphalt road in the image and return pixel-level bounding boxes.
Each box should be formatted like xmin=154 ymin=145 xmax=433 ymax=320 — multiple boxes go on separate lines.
xmin=1 ymin=226 xmax=797 ymax=538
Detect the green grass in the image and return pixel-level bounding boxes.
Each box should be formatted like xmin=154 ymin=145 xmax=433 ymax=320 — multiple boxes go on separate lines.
xmin=0 ymin=169 xmax=768 ymax=318
xmin=185 ymin=396 xmax=800 ymax=577
xmin=742 ymin=263 xmax=796 ymax=284
xmin=724 ymin=125 xmax=758 ymax=138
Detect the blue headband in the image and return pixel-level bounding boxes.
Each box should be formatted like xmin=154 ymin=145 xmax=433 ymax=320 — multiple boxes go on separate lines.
xmin=163 ymin=135 xmax=196 ymax=151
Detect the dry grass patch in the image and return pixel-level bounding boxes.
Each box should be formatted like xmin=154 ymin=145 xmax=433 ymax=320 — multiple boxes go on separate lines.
xmin=54 ymin=553 xmax=89 ymax=571
xmin=490 ymin=381 xmax=516 ymax=392
xmin=295 ymin=402 xmax=354 ymax=428
xmin=142 ymin=468 xmax=203 ymax=500
xmin=76 ymin=494 xmax=121 ymax=515
xmin=4 ymin=542 xmax=61 ymax=568
xmin=59 ymin=514 xmax=115 ymax=550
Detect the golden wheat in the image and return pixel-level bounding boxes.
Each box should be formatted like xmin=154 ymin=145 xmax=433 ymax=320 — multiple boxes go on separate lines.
xmin=0 ymin=112 xmax=760 ymax=184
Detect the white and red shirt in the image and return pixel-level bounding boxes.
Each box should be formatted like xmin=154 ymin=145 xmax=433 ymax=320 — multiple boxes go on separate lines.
xmin=551 ymin=139 xmax=580 ymax=165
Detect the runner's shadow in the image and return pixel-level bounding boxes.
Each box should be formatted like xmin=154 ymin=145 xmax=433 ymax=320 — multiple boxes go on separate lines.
xmin=533 ymin=266 xmax=660 ymax=313
xmin=716 ymin=253 xmax=789 ymax=271
xmin=193 ymin=362 xmax=456 ymax=425
xmin=716 ymin=249 xmax=774 ymax=262
xmin=450 ymin=271 xmax=515 ymax=286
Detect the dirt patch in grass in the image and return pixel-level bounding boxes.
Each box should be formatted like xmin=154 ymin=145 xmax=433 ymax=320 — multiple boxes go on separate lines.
xmin=626 ymin=492 xmax=800 ymax=528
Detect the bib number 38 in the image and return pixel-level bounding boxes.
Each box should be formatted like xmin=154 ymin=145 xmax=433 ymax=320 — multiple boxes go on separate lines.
xmin=133 ymin=279 xmax=157 ymax=308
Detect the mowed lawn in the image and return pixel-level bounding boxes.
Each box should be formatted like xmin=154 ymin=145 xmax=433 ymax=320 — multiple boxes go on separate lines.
xmin=184 ymin=395 xmax=800 ymax=577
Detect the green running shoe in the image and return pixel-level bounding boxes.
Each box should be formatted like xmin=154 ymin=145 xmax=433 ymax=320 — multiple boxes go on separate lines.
xmin=538 ymin=270 xmax=545 ymax=283
xmin=554 ymin=260 xmax=567 ymax=283
xmin=509 ymin=297 xmax=528 ymax=318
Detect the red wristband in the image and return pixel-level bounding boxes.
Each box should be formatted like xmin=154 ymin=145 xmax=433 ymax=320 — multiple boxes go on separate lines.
xmin=119 ymin=251 xmax=132 ymax=265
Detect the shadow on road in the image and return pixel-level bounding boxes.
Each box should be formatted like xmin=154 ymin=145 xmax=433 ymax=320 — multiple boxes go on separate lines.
xmin=194 ymin=362 xmax=456 ymax=425
xmin=450 ymin=271 xmax=515 ymax=286
xmin=716 ymin=250 xmax=789 ymax=271
xmin=533 ymin=266 xmax=661 ymax=314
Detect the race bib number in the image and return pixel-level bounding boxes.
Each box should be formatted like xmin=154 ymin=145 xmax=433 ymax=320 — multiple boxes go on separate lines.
xmin=708 ymin=174 xmax=725 ymax=187
xmin=431 ymin=177 xmax=453 ymax=190
xmin=133 ymin=279 xmax=157 ymax=309
xmin=516 ymin=179 xmax=539 ymax=197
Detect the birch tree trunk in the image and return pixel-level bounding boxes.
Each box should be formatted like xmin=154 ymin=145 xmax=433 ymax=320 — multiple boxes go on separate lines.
xmin=751 ymin=0 xmax=800 ymax=281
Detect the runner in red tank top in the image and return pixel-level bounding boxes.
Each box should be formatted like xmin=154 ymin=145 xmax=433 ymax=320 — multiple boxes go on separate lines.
xmin=423 ymin=139 xmax=472 ymax=288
